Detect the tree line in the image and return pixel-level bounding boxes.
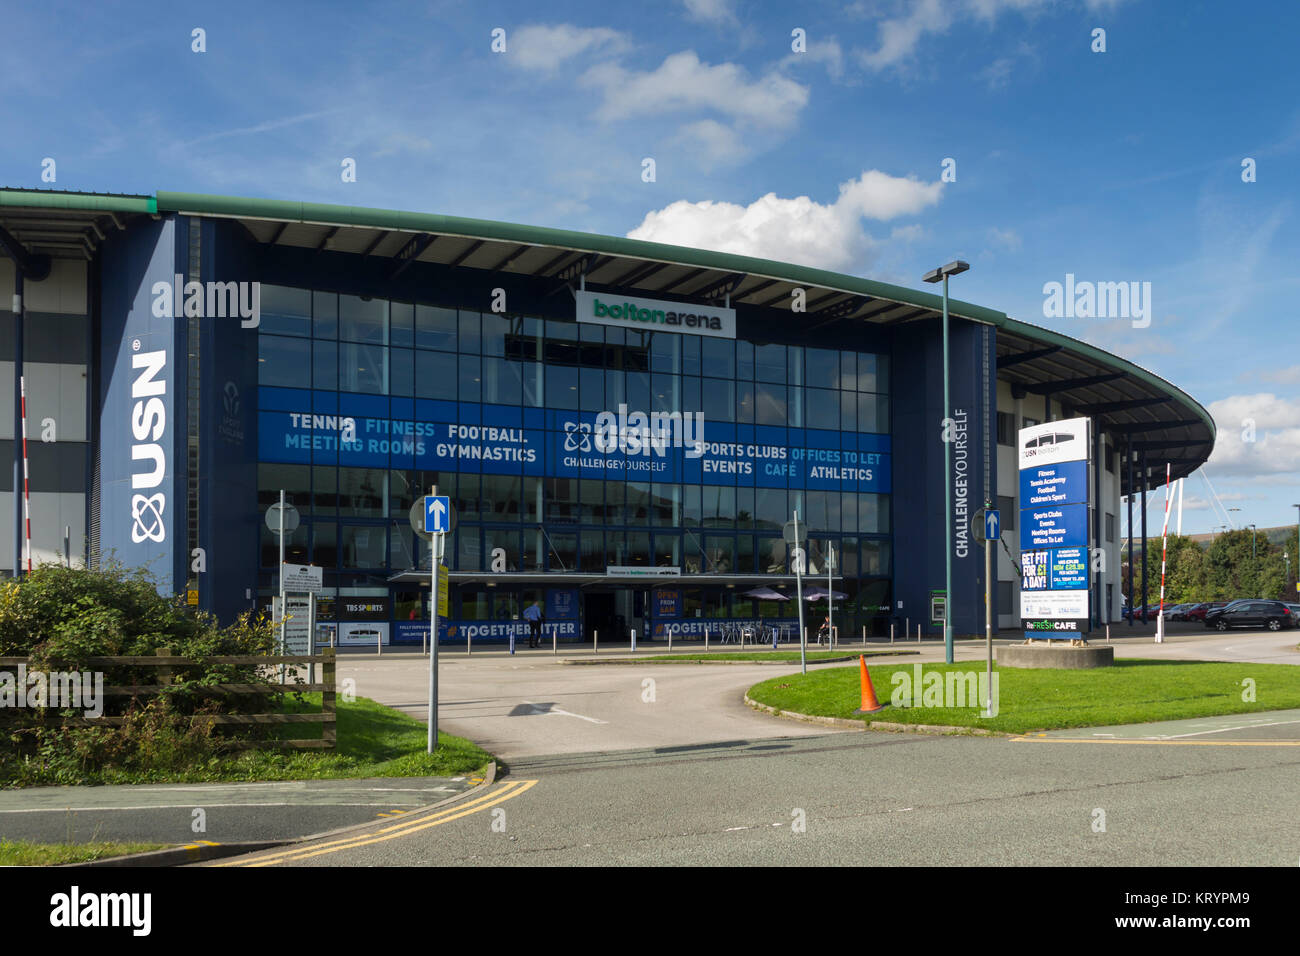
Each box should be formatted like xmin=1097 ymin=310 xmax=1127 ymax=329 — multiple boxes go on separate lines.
xmin=1121 ymin=528 xmax=1300 ymax=605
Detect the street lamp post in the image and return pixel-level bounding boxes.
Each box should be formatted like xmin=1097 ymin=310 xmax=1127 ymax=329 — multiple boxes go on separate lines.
xmin=923 ymin=260 xmax=970 ymax=666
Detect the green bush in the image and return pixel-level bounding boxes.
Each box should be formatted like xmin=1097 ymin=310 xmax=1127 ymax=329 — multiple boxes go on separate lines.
xmin=0 ymin=562 xmax=285 ymax=785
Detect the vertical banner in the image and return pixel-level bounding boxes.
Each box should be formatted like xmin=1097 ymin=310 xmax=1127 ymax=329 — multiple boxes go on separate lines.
xmin=1018 ymin=417 xmax=1091 ymax=636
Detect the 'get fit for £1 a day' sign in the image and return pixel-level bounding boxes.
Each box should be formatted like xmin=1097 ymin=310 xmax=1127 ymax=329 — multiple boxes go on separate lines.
xmin=1018 ymin=417 xmax=1091 ymax=636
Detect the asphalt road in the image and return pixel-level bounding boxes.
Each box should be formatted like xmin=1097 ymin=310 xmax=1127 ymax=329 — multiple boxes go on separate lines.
xmin=213 ymin=628 xmax=1300 ymax=866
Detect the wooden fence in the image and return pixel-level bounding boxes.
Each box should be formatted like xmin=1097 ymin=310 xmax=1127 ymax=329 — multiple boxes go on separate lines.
xmin=0 ymin=648 xmax=336 ymax=750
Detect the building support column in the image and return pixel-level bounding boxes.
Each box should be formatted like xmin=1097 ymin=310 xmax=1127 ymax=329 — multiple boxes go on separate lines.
xmin=1140 ymin=449 xmax=1149 ymax=622
xmin=1126 ymin=444 xmax=1134 ymax=626
xmin=11 ymin=268 xmax=23 ymax=579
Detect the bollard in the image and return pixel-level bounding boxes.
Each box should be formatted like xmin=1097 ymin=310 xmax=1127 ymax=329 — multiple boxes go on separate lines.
xmin=377 ymin=631 xmax=382 ymax=656
xmin=890 ymin=623 xmax=894 ymax=644
xmin=705 ymin=625 xmax=709 ymax=651
xmin=862 ymin=625 xmax=867 ymax=646
xmin=467 ymin=629 xmax=471 ymax=655
xmin=631 ymin=628 xmax=637 ymax=653
xmin=1106 ymin=624 xmax=1111 ymax=643
xmin=917 ymin=624 xmax=921 ymax=642
xmin=594 ymin=629 xmax=598 ymax=654
xmin=553 ymin=624 xmax=557 ymax=655
xmin=668 ymin=625 xmax=673 ymax=652
xmin=905 ymin=617 xmax=909 ymax=641
xmin=423 ymin=629 xmax=427 ymax=655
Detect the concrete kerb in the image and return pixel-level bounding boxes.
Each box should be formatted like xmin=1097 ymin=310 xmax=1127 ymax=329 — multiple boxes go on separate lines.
xmin=62 ymin=761 xmax=499 ymax=868
xmin=743 ymin=694 xmax=1003 ymax=737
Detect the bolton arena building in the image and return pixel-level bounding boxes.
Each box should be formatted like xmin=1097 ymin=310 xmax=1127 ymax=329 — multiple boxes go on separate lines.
xmin=0 ymin=188 xmax=1215 ymax=646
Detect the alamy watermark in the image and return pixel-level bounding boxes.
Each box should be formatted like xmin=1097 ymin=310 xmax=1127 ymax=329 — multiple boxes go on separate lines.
xmin=588 ymin=404 xmax=706 ymax=458
xmin=1042 ymin=274 xmax=1151 ymax=328
xmin=890 ymin=663 xmax=999 ymax=717
xmin=151 ymin=275 xmax=260 ymax=328
xmin=0 ymin=665 xmax=104 ymax=717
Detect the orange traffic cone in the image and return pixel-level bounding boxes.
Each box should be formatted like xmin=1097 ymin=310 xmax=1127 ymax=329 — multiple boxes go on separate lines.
xmin=853 ymin=654 xmax=886 ymax=714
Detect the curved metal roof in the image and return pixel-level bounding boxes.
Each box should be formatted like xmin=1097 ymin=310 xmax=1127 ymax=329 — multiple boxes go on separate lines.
xmin=0 ymin=187 xmax=1214 ymax=490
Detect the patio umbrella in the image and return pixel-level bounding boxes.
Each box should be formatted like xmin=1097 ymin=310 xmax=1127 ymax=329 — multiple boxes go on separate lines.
xmin=802 ymin=587 xmax=847 ymax=602
xmin=741 ymin=586 xmax=790 ymax=601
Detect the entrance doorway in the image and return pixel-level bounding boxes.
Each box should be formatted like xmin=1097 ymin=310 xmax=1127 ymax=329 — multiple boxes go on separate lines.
xmin=583 ymin=591 xmax=617 ymax=643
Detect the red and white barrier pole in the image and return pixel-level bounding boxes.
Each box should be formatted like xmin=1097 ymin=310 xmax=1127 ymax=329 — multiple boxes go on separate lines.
xmin=1156 ymin=462 xmax=1171 ymax=643
xmin=19 ymin=376 xmax=31 ymax=574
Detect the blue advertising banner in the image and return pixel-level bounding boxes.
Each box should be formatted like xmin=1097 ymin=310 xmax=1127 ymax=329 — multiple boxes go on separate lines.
xmin=652 ymin=618 xmax=799 ymax=639
xmin=653 ymin=589 xmax=683 ymax=618
xmin=546 ymin=588 xmax=578 ymax=620
xmin=256 ymin=392 xmax=891 ymax=492
xmin=1019 ymin=459 xmax=1087 ymax=508
xmin=439 ymin=619 xmax=580 ymax=644
xmin=1049 ymin=547 xmax=1088 ymax=589
xmin=1020 ymin=502 xmax=1088 ymax=552
xmin=394 ymin=621 xmax=433 ymax=645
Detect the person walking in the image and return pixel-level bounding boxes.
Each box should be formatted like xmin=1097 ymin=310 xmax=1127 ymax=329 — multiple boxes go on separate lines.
xmin=524 ymin=600 xmax=544 ymax=648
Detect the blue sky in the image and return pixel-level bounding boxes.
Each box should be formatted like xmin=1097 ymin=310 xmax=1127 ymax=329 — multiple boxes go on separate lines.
xmin=3 ymin=0 xmax=1299 ymax=535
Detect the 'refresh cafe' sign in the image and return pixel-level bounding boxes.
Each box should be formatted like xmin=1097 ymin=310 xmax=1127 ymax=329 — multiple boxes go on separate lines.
xmin=576 ymin=290 xmax=736 ymax=340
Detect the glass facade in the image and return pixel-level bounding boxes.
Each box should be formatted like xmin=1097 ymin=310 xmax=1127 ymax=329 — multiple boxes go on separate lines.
xmin=256 ymin=286 xmax=894 ymax=638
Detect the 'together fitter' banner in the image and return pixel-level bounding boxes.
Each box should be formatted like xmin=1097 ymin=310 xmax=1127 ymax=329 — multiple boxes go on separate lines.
xmin=1018 ymin=417 xmax=1091 ymax=635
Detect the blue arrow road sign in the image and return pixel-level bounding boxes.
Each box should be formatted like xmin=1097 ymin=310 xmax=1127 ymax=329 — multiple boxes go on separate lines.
xmin=985 ymin=509 xmax=1000 ymax=541
xmin=425 ymin=495 xmax=450 ymax=533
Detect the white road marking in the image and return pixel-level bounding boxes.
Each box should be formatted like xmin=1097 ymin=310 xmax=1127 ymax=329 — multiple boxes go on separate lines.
xmin=1156 ymin=717 xmax=1300 ymax=740
xmin=524 ymin=702 xmax=608 ymax=724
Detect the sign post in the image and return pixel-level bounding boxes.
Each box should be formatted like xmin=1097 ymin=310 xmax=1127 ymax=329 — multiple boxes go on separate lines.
xmin=424 ymin=491 xmax=451 ymax=754
xmin=265 ymin=494 xmax=300 ymax=684
xmin=983 ymin=506 xmax=999 ymax=715
xmin=786 ymin=512 xmax=808 ymax=675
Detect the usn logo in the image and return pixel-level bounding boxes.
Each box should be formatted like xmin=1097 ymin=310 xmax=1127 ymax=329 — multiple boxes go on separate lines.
xmin=130 ymin=347 xmax=167 ymax=544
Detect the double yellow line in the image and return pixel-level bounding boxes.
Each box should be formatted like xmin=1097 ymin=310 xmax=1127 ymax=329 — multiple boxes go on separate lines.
xmin=217 ymin=779 xmax=538 ymax=866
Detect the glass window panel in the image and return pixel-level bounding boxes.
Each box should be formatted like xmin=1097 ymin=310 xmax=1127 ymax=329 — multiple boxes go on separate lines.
xmin=651 ymin=483 xmax=679 ymax=526
xmin=459 ymin=310 xmax=481 ymax=353
xmin=703 ymin=378 xmax=734 ymax=423
xmin=736 ymin=487 xmax=754 ymax=529
xmin=549 ymin=532 xmax=577 ymax=572
xmin=578 ymin=480 xmax=604 ymax=522
xmin=579 ymin=530 xmax=603 ymax=572
xmin=545 ymin=477 xmax=576 ymax=522
xmin=580 ymin=366 xmax=604 ymax=412
xmin=682 ymin=336 xmax=702 ymax=376
xmin=417 ymin=350 xmax=457 ymax=400
xmin=313 ymin=339 xmax=338 ymax=391
xmin=482 ymin=311 xmax=510 ymax=356
xmin=483 ymin=356 xmax=522 ymax=405
xmin=459 ymin=354 xmax=481 ymax=403
xmin=649 ymin=333 xmax=680 ymax=374
xmin=339 ymin=295 xmax=388 ymax=344
xmin=605 ymin=481 xmax=625 ymax=524
xmin=858 ymin=392 xmax=889 ymax=433
xmin=485 ymin=527 xmax=521 ymax=570
xmin=625 ymin=371 xmax=650 ymax=411
xmin=755 ymin=488 xmax=786 ymax=530
xmin=547 ymin=364 xmax=579 ymax=410
xmin=736 ymin=339 xmax=754 ymax=381
xmin=340 ymin=341 xmax=387 ymax=394
xmin=806 ymin=388 xmax=838 ymax=430
xmin=390 ymin=347 xmax=414 ymax=397
xmin=841 ymin=493 xmax=858 ymax=533
xmin=654 ymin=533 xmax=681 ymax=567
xmin=312 ymin=466 xmax=339 ymax=515
xmin=840 ymin=390 xmax=856 ymax=431
xmin=261 ymin=522 xmax=308 ymax=570
xmin=735 ymin=381 xmax=755 ymax=424
xmin=682 ymin=485 xmax=701 ymax=527
xmin=862 ymin=539 xmax=892 ymax=576
xmin=805 ymin=347 xmax=838 ymax=387
xmin=734 ymin=534 xmax=755 ymax=573
xmin=415 ymin=305 xmax=457 ymax=350
xmin=702 ymin=338 xmax=735 ymax=379
xmin=460 ymin=586 xmax=488 ymax=619
xmin=787 ymin=383 xmax=802 ymax=427
xmin=341 ymin=524 xmax=387 ymax=569
xmin=457 ymin=527 xmax=482 ymax=571
xmin=702 ymin=485 xmax=735 ymax=528
xmin=840 ymin=351 xmax=857 ymax=391
xmin=758 ymin=534 xmax=785 ymax=573
xmin=258 ymin=463 xmax=311 ymax=511
xmin=626 ymin=531 xmax=651 ymax=567
xmin=522 ymin=476 xmax=543 ymax=523
xmin=787 ymin=345 xmax=803 ymax=387
xmin=482 ymin=475 xmax=522 ymax=520
xmin=755 ymin=383 xmax=788 ymax=426
xmin=755 ymin=343 xmax=786 ymax=383
xmin=313 ymin=291 xmax=338 ymax=339
xmin=260 ymin=285 xmax=312 ymax=337
xmin=312 ymin=521 xmax=338 ymax=567
xmin=390 ymin=302 xmax=414 ymax=349
xmin=858 ymin=493 xmax=886 ymax=533
xmin=651 ymin=373 xmax=676 ymax=414
xmin=681 ymin=376 xmax=701 ymax=414
xmin=626 ymin=481 xmax=651 ymax=524
xmin=457 ymin=474 xmax=481 ymax=521
xmin=338 ymin=467 xmax=388 ymax=517
xmin=546 ymin=319 xmax=578 ymax=342
xmin=705 ymin=534 xmax=735 ymax=573
xmin=259 ymin=334 xmax=311 ymax=388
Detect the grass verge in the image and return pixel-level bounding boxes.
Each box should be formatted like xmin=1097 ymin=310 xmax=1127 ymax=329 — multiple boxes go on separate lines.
xmin=747 ymin=659 xmax=1300 ymax=734
xmin=1 ymin=695 xmax=493 ymax=787
xmin=0 ymin=839 xmax=169 ymax=866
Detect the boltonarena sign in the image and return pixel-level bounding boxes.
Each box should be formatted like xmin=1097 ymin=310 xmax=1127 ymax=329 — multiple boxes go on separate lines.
xmin=576 ymin=290 xmax=736 ymax=339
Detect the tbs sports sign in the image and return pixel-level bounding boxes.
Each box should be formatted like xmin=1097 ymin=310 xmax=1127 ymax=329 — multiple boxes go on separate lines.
xmin=1018 ymin=417 xmax=1091 ymax=636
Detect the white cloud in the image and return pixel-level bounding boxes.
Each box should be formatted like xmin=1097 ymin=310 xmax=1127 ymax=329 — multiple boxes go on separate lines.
xmin=1257 ymin=365 xmax=1300 ymax=385
xmin=673 ymin=119 xmax=753 ymax=168
xmin=1205 ymin=393 xmax=1300 ymax=478
xmin=988 ymin=226 xmax=1022 ymax=250
xmin=781 ymin=38 xmax=847 ymax=82
xmin=582 ymin=51 xmax=808 ymax=129
xmin=857 ymin=0 xmax=954 ymax=72
xmin=625 ymin=169 xmax=943 ymax=270
xmin=681 ymin=0 xmax=738 ymax=24
xmin=509 ymin=24 xmax=628 ymax=72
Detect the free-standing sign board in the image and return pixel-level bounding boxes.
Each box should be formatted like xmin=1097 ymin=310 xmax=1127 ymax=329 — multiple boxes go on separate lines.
xmin=1017 ymin=417 xmax=1091 ymax=637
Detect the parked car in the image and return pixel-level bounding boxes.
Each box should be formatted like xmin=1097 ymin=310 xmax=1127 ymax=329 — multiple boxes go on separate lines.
xmin=1186 ymin=601 xmax=1228 ymax=622
xmin=1203 ymin=601 xmax=1295 ymax=631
